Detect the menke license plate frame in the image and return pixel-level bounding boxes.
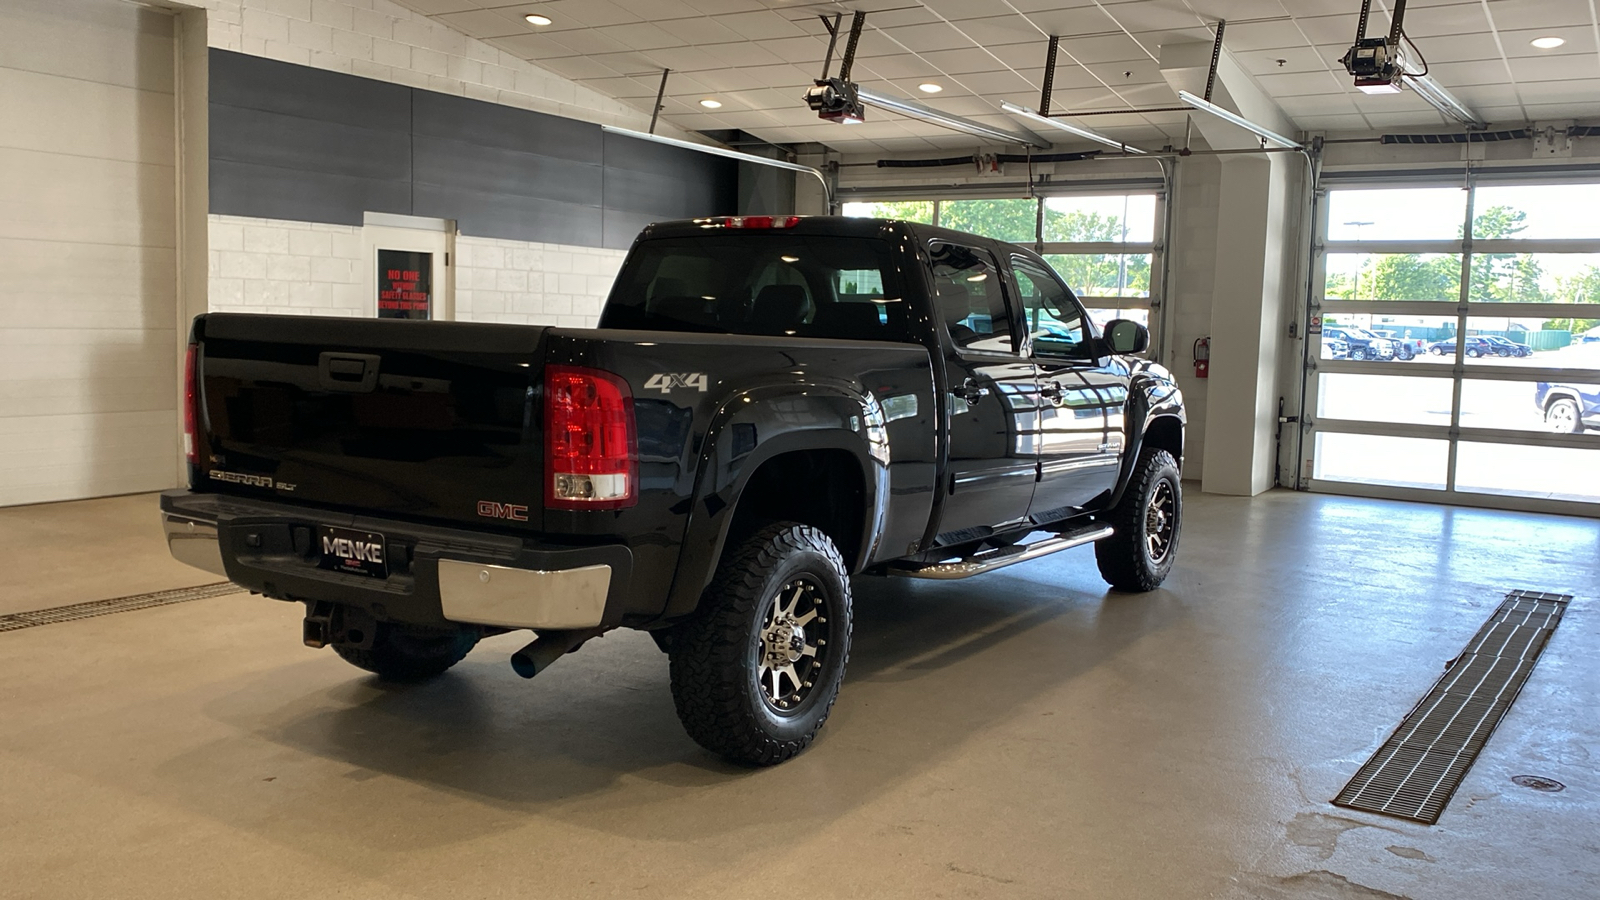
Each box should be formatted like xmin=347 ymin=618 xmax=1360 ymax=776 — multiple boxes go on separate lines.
xmin=316 ymin=525 xmax=388 ymax=579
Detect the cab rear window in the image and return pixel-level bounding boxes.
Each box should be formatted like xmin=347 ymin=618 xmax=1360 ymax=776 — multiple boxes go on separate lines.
xmin=599 ymin=235 xmax=910 ymax=342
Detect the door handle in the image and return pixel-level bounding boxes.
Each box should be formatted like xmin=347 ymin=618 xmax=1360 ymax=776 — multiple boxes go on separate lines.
xmin=1039 ymin=381 xmax=1063 ymax=402
xmin=952 ymin=379 xmax=990 ymax=404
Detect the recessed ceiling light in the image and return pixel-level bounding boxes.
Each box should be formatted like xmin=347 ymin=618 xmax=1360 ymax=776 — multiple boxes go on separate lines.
xmin=699 ymin=98 xmax=722 ymax=108
xmin=1531 ymin=36 xmax=1566 ymax=49
xmin=918 ymin=82 xmax=944 ymax=93
xmin=524 ymin=14 xmax=552 ymax=26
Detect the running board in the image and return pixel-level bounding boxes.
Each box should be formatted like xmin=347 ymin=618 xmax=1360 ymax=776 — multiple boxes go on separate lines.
xmin=890 ymin=524 xmax=1114 ymax=580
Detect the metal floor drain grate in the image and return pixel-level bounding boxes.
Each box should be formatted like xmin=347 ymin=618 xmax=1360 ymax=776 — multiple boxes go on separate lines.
xmin=0 ymin=582 xmax=242 ymax=633
xmin=1333 ymin=589 xmax=1572 ymax=824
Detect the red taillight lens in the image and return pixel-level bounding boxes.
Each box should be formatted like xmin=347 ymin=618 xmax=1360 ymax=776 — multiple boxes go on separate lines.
xmin=708 ymin=215 xmax=800 ymax=229
xmin=544 ymin=365 xmax=638 ymax=510
xmin=182 ymin=342 xmax=199 ymax=465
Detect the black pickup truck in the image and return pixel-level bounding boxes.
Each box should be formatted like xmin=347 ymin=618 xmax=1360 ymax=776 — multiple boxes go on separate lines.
xmin=161 ymin=216 xmax=1185 ymax=765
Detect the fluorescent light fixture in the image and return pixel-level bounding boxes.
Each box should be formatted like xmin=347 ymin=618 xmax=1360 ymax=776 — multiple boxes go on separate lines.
xmin=524 ymin=14 xmax=552 ymax=26
xmin=1531 ymin=36 xmax=1566 ymax=49
xmin=699 ymin=98 xmax=722 ymax=108
xmin=1176 ymin=90 xmax=1302 ymax=149
xmin=918 ymin=83 xmax=944 ymax=93
xmin=857 ymin=87 xmax=1049 ymax=148
xmin=999 ymin=101 xmax=1147 ymax=154
xmin=599 ymin=125 xmax=830 ymax=200
xmin=1399 ymin=71 xmax=1486 ymax=127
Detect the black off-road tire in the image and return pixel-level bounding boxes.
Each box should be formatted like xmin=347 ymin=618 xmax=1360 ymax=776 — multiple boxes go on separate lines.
xmin=668 ymin=521 xmax=852 ymax=766
xmin=1094 ymin=447 xmax=1182 ymax=592
xmin=333 ymin=621 xmax=479 ymax=681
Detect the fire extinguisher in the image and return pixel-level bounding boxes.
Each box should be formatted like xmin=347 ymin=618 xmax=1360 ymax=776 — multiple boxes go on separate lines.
xmin=1193 ymin=337 xmax=1210 ymax=378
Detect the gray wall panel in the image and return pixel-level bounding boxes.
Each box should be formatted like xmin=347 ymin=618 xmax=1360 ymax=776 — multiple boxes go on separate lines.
xmin=210 ymin=103 xmax=411 ymax=181
xmin=411 ymin=90 xmax=601 ymax=163
xmin=412 ymin=184 xmax=604 ymax=247
xmin=208 ymin=49 xmax=736 ymax=248
xmin=209 ymin=49 xmax=410 ymax=134
xmin=209 ymin=160 xmax=412 ymax=225
xmin=411 ymin=135 xmax=602 ymax=206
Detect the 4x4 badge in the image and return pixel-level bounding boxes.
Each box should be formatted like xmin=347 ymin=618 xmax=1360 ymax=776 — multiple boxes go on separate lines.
xmin=644 ymin=373 xmax=709 ymax=394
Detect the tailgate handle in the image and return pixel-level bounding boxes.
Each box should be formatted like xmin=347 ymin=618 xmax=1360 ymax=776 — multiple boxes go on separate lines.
xmin=318 ymin=352 xmax=380 ymax=392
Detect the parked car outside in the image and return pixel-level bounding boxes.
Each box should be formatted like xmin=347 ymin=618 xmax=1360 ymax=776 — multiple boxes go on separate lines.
xmin=1323 ymin=326 xmax=1396 ymax=361
xmin=1577 ymin=328 xmax=1600 ymax=344
xmin=1427 ymin=336 xmax=1496 ymax=358
xmin=1535 ymin=381 xmax=1600 ymax=433
xmin=1482 ymin=335 xmax=1532 ymax=357
xmin=1321 ymin=336 xmax=1349 ymax=359
xmin=1373 ymin=329 xmax=1427 ymax=360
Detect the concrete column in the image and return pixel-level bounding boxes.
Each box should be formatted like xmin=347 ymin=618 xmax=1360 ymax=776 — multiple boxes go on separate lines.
xmin=1160 ymin=41 xmax=1302 ymax=496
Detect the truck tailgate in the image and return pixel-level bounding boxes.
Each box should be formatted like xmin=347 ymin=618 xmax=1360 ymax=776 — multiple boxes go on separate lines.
xmin=194 ymin=314 xmax=546 ymax=530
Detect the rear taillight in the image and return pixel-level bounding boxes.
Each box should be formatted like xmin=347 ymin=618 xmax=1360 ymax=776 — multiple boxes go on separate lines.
xmin=544 ymin=365 xmax=638 ymax=510
xmin=699 ymin=215 xmax=801 ymax=229
xmin=182 ymin=342 xmax=199 ymax=465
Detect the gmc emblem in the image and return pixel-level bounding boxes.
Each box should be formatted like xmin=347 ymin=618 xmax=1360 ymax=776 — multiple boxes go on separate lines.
xmin=478 ymin=500 xmax=529 ymax=521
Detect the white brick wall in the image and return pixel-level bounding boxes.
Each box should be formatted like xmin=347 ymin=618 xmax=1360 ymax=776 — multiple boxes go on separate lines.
xmin=208 ymin=215 xmax=365 ymax=316
xmin=208 ymin=216 xmax=624 ymax=325
xmin=456 ymin=236 xmax=625 ymax=328
xmin=191 ymin=0 xmax=682 ymax=137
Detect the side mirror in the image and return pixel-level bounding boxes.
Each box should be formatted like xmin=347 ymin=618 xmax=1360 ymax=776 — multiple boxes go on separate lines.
xmin=1105 ymin=319 xmax=1149 ymax=354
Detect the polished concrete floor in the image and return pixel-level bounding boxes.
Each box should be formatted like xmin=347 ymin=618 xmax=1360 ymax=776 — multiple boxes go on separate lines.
xmin=1 ymin=490 xmax=1596 ymax=898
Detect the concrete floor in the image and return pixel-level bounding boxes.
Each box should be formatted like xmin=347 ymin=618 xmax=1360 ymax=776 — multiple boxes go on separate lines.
xmin=1 ymin=490 xmax=1596 ymax=899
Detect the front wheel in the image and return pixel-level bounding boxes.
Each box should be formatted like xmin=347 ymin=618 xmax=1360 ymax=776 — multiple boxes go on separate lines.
xmin=668 ymin=522 xmax=852 ymax=766
xmin=1095 ymin=448 xmax=1182 ymax=592
xmin=1547 ymin=398 xmax=1584 ymax=434
xmin=1350 ymin=347 xmax=1368 ymax=361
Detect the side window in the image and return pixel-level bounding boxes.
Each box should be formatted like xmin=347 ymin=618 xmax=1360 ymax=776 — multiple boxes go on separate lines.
xmin=1013 ymin=257 xmax=1090 ymax=359
xmin=929 ymin=242 xmax=1014 ymax=353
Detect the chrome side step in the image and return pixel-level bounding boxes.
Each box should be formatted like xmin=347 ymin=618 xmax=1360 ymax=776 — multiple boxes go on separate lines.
xmin=890 ymin=523 xmax=1114 ymax=580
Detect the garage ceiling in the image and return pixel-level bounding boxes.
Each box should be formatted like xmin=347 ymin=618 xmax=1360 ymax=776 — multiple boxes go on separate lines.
xmin=391 ymin=0 xmax=1600 ymax=154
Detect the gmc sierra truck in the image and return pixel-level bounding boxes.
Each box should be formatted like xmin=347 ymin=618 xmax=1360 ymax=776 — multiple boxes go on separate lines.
xmin=161 ymin=215 xmax=1186 ymax=766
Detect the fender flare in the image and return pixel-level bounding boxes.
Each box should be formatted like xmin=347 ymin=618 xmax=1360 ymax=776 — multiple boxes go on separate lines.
xmin=659 ymin=382 xmax=889 ymax=620
xmin=1106 ymin=377 xmax=1185 ymax=510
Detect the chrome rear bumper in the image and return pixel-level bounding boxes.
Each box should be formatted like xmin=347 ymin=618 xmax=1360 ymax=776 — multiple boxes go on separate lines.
xmin=162 ymin=514 xmax=229 ymax=578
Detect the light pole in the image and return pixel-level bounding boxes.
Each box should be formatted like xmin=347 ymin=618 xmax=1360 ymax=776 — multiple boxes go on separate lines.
xmin=1344 ymin=221 xmax=1373 ymax=298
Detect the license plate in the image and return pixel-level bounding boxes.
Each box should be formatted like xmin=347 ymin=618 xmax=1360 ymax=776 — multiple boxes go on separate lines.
xmin=316 ymin=526 xmax=388 ymax=578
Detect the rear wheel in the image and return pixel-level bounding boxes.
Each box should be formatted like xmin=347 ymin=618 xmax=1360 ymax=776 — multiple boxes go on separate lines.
xmin=1396 ymin=346 xmax=1414 ymax=361
xmin=1546 ymin=398 xmax=1583 ymax=434
xmin=332 ymin=621 xmax=479 ymax=681
xmin=1094 ymin=448 xmax=1182 ymax=592
xmin=668 ymin=522 xmax=852 ymax=766
xmin=1430 ymin=346 xmax=1445 ymax=355
xmin=1467 ymin=347 xmax=1481 ymax=358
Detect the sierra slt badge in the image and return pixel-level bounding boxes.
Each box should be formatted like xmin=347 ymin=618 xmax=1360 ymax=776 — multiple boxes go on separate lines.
xmin=478 ymin=500 xmax=530 ymax=521
xmin=210 ymin=469 xmax=296 ymax=492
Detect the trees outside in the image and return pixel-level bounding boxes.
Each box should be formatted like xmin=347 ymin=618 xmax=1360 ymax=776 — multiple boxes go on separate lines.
xmin=846 ymin=198 xmax=1150 ymax=297
xmin=1329 ymin=205 xmax=1600 ymax=312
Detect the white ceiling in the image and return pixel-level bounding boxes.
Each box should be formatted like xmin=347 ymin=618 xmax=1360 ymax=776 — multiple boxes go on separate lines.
xmin=390 ymin=0 xmax=1600 ymax=154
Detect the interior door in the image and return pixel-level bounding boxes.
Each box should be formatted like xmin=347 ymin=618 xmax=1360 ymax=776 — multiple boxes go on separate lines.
xmin=1013 ymin=256 xmax=1122 ymax=517
xmin=927 ymin=240 xmax=1040 ymax=543
xmin=362 ymin=221 xmax=451 ymax=321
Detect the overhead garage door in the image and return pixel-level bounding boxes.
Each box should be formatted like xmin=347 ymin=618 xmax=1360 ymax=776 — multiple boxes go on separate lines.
xmin=0 ymin=0 xmax=178 ymax=507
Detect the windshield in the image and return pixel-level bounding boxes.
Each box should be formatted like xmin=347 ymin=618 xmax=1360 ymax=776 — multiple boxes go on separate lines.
xmin=600 ymin=234 xmax=911 ymax=342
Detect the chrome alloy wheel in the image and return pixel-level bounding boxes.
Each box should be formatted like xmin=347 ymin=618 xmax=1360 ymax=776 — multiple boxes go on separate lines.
xmin=756 ymin=578 xmax=830 ymax=712
xmin=1145 ymin=479 xmax=1177 ymax=564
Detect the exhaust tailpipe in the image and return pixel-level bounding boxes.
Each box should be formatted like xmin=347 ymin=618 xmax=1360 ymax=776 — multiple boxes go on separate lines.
xmin=510 ymin=629 xmax=600 ymax=678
